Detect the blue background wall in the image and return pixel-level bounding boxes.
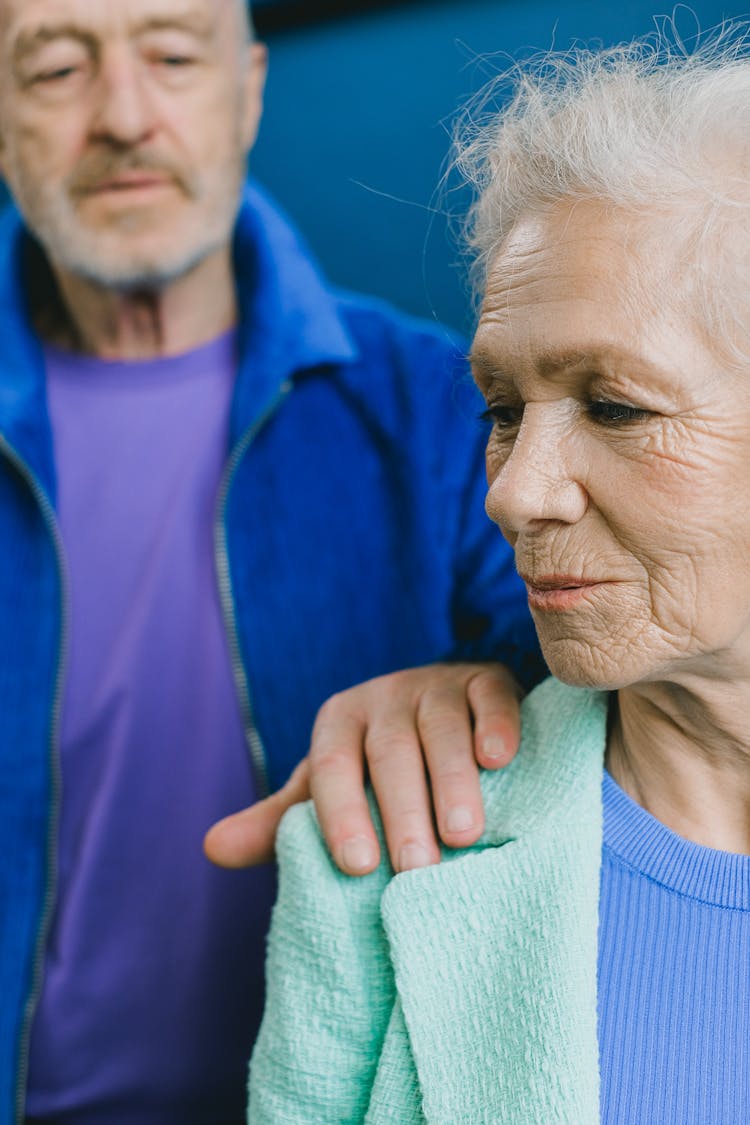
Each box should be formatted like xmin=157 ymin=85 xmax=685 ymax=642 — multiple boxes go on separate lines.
xmin=252 ymin=1 xmax=742 ymax=334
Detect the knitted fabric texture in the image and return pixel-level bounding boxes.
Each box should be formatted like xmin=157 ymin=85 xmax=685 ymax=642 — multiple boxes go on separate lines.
xmin=248 ymin=677 xmax=606 ymax=1124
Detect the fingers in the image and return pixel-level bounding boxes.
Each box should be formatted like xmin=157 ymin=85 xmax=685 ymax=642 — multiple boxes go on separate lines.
xmin=307 ymin=662 xmax=523 ymax=879
xmin=466 ymin=665 xmax=522 ymax=770
xmin=308 ymin=699 xmax=381 ymax=877
xmin=203 ymin=758 xmax=310 ymax=869
xmin=365 ymin=715 xmax=442 ymax=874
xmin=416 ymin=680 xmax=485 ymax=850
xmin=205 ymin=663 xmax=523 ymax=877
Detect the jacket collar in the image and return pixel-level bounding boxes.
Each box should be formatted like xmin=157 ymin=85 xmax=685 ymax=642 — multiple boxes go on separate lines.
xmin=0 ymin=182 xmax=359 ymax=491
xmin=378 ymin=679 xmax=607 ymax=1124
xmin=230 ymin=181 xmax=358 ymax=445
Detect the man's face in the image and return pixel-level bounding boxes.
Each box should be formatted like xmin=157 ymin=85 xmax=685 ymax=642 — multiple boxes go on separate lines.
xmin=0 ymin=0 xmax=265 ymax=289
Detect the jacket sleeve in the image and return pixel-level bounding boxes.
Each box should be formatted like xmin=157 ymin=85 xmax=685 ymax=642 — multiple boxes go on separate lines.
xmin=413 ymin=329 xmax=546 ymax=690
xmin=247 ymin=800 xmax=396 ymax=1123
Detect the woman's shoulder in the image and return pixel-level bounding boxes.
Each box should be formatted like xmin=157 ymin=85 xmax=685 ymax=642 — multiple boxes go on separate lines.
xmin=476 ymin=677 xmax=608 ymax=847
xmin=277 ymin=677 xmax=608 ymax=876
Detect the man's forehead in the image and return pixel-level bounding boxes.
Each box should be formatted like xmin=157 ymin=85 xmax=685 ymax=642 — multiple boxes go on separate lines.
xmin=0 ymin=0 xmax=239 ymax=43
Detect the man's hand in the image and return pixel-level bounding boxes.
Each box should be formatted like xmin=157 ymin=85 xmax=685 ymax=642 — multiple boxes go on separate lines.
xmin=204 ymin=662 xmax=521 ymax=875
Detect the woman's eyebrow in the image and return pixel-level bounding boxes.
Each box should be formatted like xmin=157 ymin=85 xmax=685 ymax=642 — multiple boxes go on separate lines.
xmin=471 ymin=343 xmax=679 ymax=402
xmin=468 ymin=349 xmax=514 ymax=382
xmin=533 ymin=346 xmax=637 ymax=377
xmin=535 ymin=345 xmax=677 ymax=391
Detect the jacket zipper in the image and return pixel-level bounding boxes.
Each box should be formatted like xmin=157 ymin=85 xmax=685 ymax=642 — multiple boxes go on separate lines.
xmin=6 ymin=374 xmax=289 ymax=1115
xmin=0 ymin=436 xmax=70 ymax=1125
xmin=214 ymin=379 xmax=293 ymax=799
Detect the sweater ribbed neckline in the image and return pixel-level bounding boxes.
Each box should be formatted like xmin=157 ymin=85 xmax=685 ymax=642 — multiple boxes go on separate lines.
xmin=602 ymin=769 xmax=750 ymax=911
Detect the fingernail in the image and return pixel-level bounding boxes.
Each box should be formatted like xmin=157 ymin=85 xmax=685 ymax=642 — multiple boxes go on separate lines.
xmin=340 ymin=836 xmax=377 ymax=874
xmin=397 ymin=843 xmax=433 ymax=872
xmin=482 ymin=735 xmax=507 ymax=762
xmin=445 ymin=806 xmax=475 ymax=834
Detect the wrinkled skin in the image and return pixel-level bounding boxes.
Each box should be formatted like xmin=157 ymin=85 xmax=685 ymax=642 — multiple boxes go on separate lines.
xmin=472 ymin=199 xmax=750 ymax=852
xmin=0 ymin=0 xmax=263 ymax=292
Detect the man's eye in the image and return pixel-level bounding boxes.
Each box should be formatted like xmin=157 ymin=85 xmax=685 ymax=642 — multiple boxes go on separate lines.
xmin=480 ymin=404 xmax=523 ymax=429
xmin=587 ymin=400 xmax=651 ymax=425
xmin=33 ymin=66 xmax=79 ymax=83
xmin=157 ymin=55 xmax=195 ymax=67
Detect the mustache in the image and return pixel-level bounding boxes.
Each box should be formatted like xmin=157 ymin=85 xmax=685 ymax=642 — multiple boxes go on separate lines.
xmin=68 ymin=152 xmax=194 ymax=197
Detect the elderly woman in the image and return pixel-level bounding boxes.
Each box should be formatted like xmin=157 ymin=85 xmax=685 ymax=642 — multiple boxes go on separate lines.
xmin=248 ymin=33 xmax=750 ymax=1124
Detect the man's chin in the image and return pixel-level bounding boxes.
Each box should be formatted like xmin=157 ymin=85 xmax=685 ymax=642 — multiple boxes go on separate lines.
xmin=51 ymin=234 xmax=225 ymax=292
xmin=16 ymin=176 xmax=243 ymax=294
xmin=77 ymin=193 xmax=182 ymax=236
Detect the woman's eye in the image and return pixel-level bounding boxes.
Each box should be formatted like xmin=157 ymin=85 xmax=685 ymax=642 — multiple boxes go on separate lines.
xmin=480 ymin=404 xmax=523 ymax=430
xmin=587 ymin=400 xmax=651 ymax=425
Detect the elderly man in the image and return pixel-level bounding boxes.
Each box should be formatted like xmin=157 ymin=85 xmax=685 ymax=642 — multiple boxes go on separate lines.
xmin=0 ymin=0 xmax=538 ymax=1121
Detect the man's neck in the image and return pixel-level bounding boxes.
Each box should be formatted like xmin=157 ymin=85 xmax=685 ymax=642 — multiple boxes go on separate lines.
xmin=43 ymin=246 xmax=238 ymax=361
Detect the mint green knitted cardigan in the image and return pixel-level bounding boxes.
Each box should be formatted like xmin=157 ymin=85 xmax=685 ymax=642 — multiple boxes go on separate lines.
xmin=248 ymin=678 xmax=607 ymax=1124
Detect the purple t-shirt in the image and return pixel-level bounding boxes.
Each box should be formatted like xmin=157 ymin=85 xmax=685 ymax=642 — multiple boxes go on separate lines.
xmin=26 ymin=334 xmax=276 ymax=1124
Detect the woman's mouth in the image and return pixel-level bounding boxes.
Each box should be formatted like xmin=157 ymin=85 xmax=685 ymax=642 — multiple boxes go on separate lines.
xmin=523 ymin=576 xmax=607 ymax=611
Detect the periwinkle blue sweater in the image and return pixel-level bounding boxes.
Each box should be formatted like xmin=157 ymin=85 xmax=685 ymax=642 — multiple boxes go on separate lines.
xmin=598 ymin=770 xmax=750 ymax=1123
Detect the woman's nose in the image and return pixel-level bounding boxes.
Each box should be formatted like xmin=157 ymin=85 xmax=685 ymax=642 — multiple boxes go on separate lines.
xmin=485 ymin=402 xmax=588 ymax=535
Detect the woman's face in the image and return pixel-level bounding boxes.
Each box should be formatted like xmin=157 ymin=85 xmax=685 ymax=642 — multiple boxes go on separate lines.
xmin=471 ymin=200 xmax=750 ymax=689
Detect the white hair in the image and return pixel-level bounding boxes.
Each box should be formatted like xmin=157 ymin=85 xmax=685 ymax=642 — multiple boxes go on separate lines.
xmin=455 ymin=24 xmax=750 ymax=368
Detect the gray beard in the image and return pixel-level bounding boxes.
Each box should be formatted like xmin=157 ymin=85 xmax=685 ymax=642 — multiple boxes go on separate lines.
xmin=7 ymin=159 xmax=241 ymax=294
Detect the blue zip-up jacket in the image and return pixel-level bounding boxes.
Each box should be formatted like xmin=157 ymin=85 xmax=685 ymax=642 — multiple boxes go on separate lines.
xmin=0 ymin=183 xmax=539 ymax=1122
